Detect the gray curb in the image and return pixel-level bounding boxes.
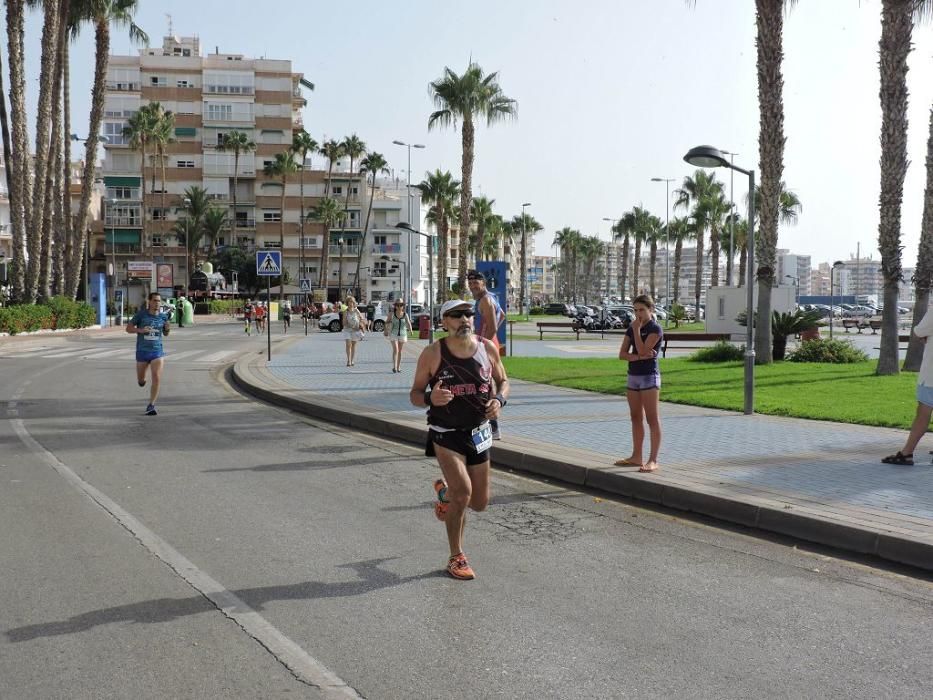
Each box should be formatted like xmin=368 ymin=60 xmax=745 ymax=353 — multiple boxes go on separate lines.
xmin=231 ymin=355 xmax=933 ymax=574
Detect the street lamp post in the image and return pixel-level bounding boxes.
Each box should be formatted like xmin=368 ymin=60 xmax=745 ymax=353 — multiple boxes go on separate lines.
xmin=650 ymin=177 xmax=675 ymax=306
xmin=107 ymin=197 xmax=117 ymax=326
xmin=684 ymin=145 xmax=755 ymax=415
xmin=830 ymin=261 xmax=844 ymax=340
xmin=338 ymin=237 xmax=344 ymax=299
xmin=396 ymin=222 xmax=435 ymax=343
xmin=520 ymin=202 xmax=531 ymax=315
xmin=785 ymin=274 xmax=799 ymax=304
xmin=392 ymin=140 xmax=425 ymax=318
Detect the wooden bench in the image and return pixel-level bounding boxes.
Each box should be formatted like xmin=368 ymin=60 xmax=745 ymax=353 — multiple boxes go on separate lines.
xmin=869 ymin=319 xmax=882 ymax=334
xmin=536 ymin=321 xmax=581 ymax=340
xmin=842 ymin=318 xmax=869 ymax=333
xmin=660 ymin=332 xmax=732 ymax=358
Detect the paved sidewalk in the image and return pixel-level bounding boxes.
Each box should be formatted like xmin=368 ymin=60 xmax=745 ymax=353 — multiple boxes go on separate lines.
xmin=232 ymin=331 xmax=933 ymax=572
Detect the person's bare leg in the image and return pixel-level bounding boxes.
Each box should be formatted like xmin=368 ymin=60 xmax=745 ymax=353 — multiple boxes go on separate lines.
xmin=901 ymin=402 xmax=933 ymax=456
xmin=349 ymin=340 xmax=357 ymax=365
xmin=148 ymin=358 xmax=164 ymax=405
xmin=641 ymin=388 xmax=661 ymax=472
xmin=434 ymin=444 xmax=472 ymax=557
xmin=345 ymin=339 xmax=352 ymax=366
xmin=395 ymin=342 xmax=403 ymax=371
xmin=136 ymin=361 xmax=147 ymax=387
xmin=615 ymin=390 xmax=645 ymax=465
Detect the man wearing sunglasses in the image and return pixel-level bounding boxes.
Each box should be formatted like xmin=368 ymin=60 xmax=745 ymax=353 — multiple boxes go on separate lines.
xmin=467 ymin=269 xmax=506 ymax=440
xmin=410 ymin=299 xmax=510 ymax=580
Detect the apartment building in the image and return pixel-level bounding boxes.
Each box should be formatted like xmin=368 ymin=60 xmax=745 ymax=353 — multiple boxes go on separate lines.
xmin=0 ymin=156 xmax=9 ymax=263
xmin=96 ymin=35 xmax=313 ymax=302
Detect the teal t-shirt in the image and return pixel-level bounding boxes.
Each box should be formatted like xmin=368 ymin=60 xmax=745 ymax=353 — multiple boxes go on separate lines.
xmin=131 ymin=309 xmax=170 ymax=354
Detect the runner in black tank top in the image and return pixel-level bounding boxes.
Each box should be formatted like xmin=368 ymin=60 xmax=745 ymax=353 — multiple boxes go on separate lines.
xmin=409 ymin=299 xmax=511 ymax=581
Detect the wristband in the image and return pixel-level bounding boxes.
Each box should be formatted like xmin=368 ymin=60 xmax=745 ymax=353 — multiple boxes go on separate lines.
xmin=424 ymin=389 xmax=433 ymax=407
xmin=494 ymin=393 xmax=507 ymax=408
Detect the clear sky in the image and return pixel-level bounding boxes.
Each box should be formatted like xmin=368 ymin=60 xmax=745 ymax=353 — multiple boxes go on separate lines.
xmin=20 ymin=0 xmax=933 ymax=268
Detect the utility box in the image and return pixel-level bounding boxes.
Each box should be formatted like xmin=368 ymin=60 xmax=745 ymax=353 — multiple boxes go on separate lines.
xmin=704 ymin=285 xmax=796 ymax=336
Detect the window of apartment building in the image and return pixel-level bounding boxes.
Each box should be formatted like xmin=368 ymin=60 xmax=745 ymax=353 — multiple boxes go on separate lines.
xmin=177 ymin=101 xmax=195 ymax=115
xmin=259 ymin=129 xmax=286 ymax=144
xmin=302 ymin=265 xmax=317 ymax=277
xmin=203 ymin=71 xmax=255 ymax=95
xmin=108 ymin=186 xmax=139 ymax=200
xmin=104 ymin=96 xmax=138 ymax=118
xmin=107 ymin=67 xmax=139 ymax=91
xmin=152 ymin=208 xmax=167 ymax=221
xmin=176 ymin=160 xmax=195 ymax=168
xmin=148 ymin=75 xmax=168 ymax=87
xmin=203 ymin=153 xmax=237 ymax=176
xmin=374 ymin=261 xmax=387 ymax=276
xmin=103 ymin=121 xmax=128 ymax=146
xmin=347 ymin=212 xmax=360 ymax=227
xmin=176 ymin=79 xmax=192 ymax=88
xmin=374 ymin=235 xmax=387 ymax=245
xmin=216 ymin=236 xmax=225 ymax=247
xmin=151 ymin=234 xmax=163 ymax=246
xmin=331 ymin=186 xmax=342 ymax=196
xmin=205 ymin=102 xmax=233 ymax=121
xmin=263 ymin=210 xmax=281 ymax=222
xmin=106 ymin=205 xmax=140 ymax=226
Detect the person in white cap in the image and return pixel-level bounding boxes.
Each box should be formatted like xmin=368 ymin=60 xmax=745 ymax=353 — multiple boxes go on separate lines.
xmin=409 ymin=298 xmax=510 ymax=580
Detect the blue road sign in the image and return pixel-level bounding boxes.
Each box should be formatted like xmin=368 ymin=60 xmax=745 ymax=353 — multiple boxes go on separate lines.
xmin=299 ymin=278 xmax=311 ymax=292
xmin=256 ymin=250 xmax=282 ymax=276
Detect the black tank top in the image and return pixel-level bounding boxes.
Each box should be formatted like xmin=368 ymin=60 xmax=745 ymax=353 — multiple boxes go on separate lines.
xmin=427 ymin=338 xmax=493 ymax=430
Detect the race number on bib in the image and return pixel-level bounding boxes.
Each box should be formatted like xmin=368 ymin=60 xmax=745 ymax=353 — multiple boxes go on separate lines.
xmin=471 ymin=422 xmax=493 ymax=454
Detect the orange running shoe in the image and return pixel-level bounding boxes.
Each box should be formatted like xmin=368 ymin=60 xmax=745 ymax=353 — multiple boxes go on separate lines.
xmin=433 ymin=478 xmax=449 ymax=521
xmin=446 ymin=552 xmax=475 ymax=580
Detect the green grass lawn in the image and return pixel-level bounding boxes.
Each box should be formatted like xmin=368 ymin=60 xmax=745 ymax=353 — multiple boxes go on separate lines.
xmin=502 ymin=356 xmax=920 ymax=429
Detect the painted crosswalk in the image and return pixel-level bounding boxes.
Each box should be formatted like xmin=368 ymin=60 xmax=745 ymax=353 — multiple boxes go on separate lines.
xmin=0 ymin=345 xmax=240 ymax=364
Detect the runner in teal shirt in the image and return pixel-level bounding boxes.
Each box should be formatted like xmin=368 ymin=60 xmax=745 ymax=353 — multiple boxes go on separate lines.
xmin=126 ymin=292 xmax=171 ymax=415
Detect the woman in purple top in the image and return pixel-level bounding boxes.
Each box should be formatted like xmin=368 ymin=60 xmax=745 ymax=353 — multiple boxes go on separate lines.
xmin=615 ymin=294 xmax=663 ymax=472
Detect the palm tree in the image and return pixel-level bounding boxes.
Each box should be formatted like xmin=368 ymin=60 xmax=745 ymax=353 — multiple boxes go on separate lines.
xmin=308 ymin=197 xmax=344 ymax=292
xmin=511 ymin=212 xmax=543 ymax=308
xmin=481 ymin=214 xmax=505 ymax=261
xmin=216 ymin=130 xmax=256 ymax=241
xmin=64 ymin=0 xmax=147 ymax=300
xmin=645 ymin=213 xmax=663 ymax=298
xmin=263 ymin=150 xmax=299 ymax=300
xmin=613 ymin=218 xmax=632 ymax=301
xmin=418 ymin=169 xmax=460 ymax=302
xmin=291 ymin=129 xmax=318 ymax=289
xmin=470 ymin=196 xmax=496 ymax=264
xmin=336 ymin=134 xmax=366 ymax=297
xmin=578 ymin=235 xmax=605 ymax=303
xmin=319 ymin=139 xmax=343 ymax=198
xmin=553 ymin=227 xmax=582 ymax=302
xmin=123 ymin=102 xmax=160 ymax=265
xmin=5 ymin=0 xmax=29 ymax=299
xmin=150 ymin=105 xmax=175 ymax=255
xmin=201 ymin=207 xmax=228 ymax=260
xmin=732 ymin=217 xmax=750 ymax=287
xmin=180 ymin=185 xmax=210 ymax=286
xmin=876 ymin=0 xmax=933 ymax=375
xmin=674 ymin=169 xmax=724 ymax=319
xmin=355 ymin=151 xmax=389 ymax=295
xmin=705 ymin=192 xmax=731 ymax=288
xmin=428 ymin=62 xmax=517 ymax=293
xmin=905 ymin=107 xmax=933 ymax=372
xmin=666 ymin=216 xmax=695 ymax=303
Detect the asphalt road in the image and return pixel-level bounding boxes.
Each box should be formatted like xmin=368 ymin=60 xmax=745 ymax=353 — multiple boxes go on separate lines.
xmin=1 ymin=321 xmax=932 ymax=699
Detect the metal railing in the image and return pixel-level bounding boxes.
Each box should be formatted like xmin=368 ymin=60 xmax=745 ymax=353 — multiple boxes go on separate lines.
xmin=371 ymin=243 xmax=401 ymax=254
xmin=328 ymin=245 xmax=361 ymax=256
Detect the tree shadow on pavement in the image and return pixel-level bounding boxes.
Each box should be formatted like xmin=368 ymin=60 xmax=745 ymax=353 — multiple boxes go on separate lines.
xmin=5 ymin=557 xmax=440 ymax=643
xmin=203 ymin=455 xmax=408 ymax=473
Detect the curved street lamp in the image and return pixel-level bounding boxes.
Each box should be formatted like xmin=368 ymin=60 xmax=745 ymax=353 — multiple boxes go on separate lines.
xmin=684 ymin=145 xmax=756 ymax=415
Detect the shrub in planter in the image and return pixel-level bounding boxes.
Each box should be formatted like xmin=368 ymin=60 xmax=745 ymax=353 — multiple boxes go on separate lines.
xmin=668 ymin=303 xmax=688 ymax=328
xmin=529 ymin=306 xmax=546 ymax=315
xmin=738 ymin=309 xmax=823 ymax=360
xmin=689 ymin=340 xmax=745 ymax=362
xmin=0 ymin=304 xmax=53 ymax=334
xmin=45 ymin=296 xmax=95 ymax=329
xmin=209 ymin=299 xmax=240 ymax=315
xmin=787 ymin=338 xmax=868 ymax=364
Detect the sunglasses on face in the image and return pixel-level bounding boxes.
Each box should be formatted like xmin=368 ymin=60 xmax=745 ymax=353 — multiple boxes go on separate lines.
xmin=445 ymin=310 xmax=475 ymax=319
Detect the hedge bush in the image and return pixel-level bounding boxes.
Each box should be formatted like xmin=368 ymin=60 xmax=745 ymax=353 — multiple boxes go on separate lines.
xmin=209 ymin=299 xmax=241 ymax=314
xmin=787 ymin=338 xmax=868 ymax=364
xmin=0 ymin=298 xmax=95 ymax=335
xmin=689 ymin=340 xmax=746 ymax=362
xmin=529 ymin=306 xmax=546 ymax=315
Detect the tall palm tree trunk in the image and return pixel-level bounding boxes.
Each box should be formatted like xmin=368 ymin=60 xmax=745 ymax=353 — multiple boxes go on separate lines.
xmin=904 ymin=111 xmax=933 ymax=371
xmin=619 ymin=237 xmax=630 ymax=300
xmin=231 ymin=147 xmax=239 ymax=245
xmin=41 ymin=3 xmax=67 ymax=299
xmin=354 ymin=171 xmax=376 ymax=298
xmin=439 ymin=210 xmax=449 ymax=302
xmin=318 ymin=160 xmax=335 ymax=290
xmin=26 ymin=0 xmax=63 ymax=302
xmin=876 ymin=0 xmax=913 ymax=375
xmin=673 ymin=239 xmax=684 ymax=303
xmin=754 ymin=0 xmax=789 ymax=364
xmin=61 ymin=38 xmax=72 ymax=293
xmin=6 ymin=0 xmax=30 ymax=300
xmin=66 ymin=18 xmax=108 ymax=298
xmin=649 ymin=240 xmax=658 ymax=298
xmin=739 ymin=246 xmax=748 ymax=288
xmin=279 ymin=179 xmax=286 ymax=301
xmin=459 ymin=117 xmax=474 ymax=296
xmin=709 ymin=224 xmax=721 ymax=287
xmin=632 ymin=239 xmax=643 ymax=298
xmin=693 ymin=229 xmax=704 ymax=319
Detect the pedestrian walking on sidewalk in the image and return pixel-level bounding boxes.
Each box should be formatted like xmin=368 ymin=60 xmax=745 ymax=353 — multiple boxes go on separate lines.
xmin=243 ymin=300 xmax=253 ymax=336
xmin=126 ymin=291 xmax=171 ymax=416
xmin=883 ymin=307 xmax=933 ymax=466
xmin=468 ymin=269 xmax=506 ymax=440
xmin=384 ymin=299 xmax=412 ymax=373
xmin=342 ymin=296 xmax=367 ymax=367
xmin=615 ymin=294 xmax=663 ymax=472
xmin=282 ymin=301 xmax=292 ymax=334
xmin=410 ymin=299 xmax=510 ymax=580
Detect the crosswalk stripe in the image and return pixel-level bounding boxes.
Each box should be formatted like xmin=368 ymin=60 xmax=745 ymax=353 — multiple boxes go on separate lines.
xmin=39 ymin=349 xmax=82 ymax=358
xmin=166 ymin=349 xmax=202 ymax=362
xmin=1 ymin=346 xmax=53 ymax=357
xmin=81 ymin=348 xmax=128 ymax=359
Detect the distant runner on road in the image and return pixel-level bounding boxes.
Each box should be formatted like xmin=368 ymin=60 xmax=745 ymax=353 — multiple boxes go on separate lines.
xmin=410 ymin=299 xmax=510 ymax=580
xmin=468 ymin=269 xmax=506 ymax=440
xmin=126 ymin=292 xmax=171 ymax=416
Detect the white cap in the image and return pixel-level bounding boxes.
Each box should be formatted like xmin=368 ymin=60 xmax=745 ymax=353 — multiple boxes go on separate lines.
xmin=439 ymin=299 xmax=474 ymax=317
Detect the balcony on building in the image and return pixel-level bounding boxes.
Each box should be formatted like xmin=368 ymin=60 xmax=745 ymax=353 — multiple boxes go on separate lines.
xmin=371 ymin=243 xmax=402 ymax=255
xmin=329 ymin=244 xmax=361 ymax=257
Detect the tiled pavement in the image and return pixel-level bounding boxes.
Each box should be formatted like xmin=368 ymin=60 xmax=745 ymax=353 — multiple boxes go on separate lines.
xmin=233 ymin=330 xmax=933 ymax=572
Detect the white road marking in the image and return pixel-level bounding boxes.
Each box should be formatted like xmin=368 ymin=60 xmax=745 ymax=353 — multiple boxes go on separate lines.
xmin=197 ymin=350 xmax=237 ymax=363
xmin=164 ymin=349 xmax=203 ymax=362
xmin=7 ymin=375 xmax=361 ymax=698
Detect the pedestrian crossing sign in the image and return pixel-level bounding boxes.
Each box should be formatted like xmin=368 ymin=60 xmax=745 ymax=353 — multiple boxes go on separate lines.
xmin=299 ymin=278 xmax=311 ymax=292
xmin=256 ymin=250 xmax=282 ymax=276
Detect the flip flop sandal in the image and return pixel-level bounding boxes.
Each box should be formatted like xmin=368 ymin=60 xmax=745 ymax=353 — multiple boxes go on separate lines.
xmin=881 ymin=451 xmax=913 ymax=465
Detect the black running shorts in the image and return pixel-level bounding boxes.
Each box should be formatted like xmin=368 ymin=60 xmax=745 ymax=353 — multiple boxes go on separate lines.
xmin=425 ymin=428 xmax=490 ymax=466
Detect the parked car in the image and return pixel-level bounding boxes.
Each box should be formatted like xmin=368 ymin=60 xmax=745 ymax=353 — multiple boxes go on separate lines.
xmin=543 ymin=302 xmax=573 ymax=316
